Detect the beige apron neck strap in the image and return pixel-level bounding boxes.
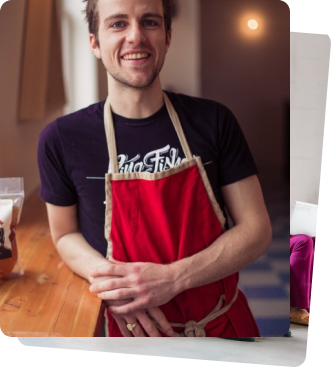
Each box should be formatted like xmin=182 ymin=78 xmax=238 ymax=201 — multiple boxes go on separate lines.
xmin=104 ymin=92 xmax=194 ymax=173
xmin=104 ymin=96 xmax=119 ymax=173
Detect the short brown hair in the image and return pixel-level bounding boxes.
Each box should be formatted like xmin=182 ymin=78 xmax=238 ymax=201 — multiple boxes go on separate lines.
xmin=83 ymin=0 xmax=174 ymax=46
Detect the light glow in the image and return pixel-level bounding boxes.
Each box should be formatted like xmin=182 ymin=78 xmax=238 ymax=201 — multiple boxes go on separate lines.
xmin=248 ymin=19 xmax=259 ymax=30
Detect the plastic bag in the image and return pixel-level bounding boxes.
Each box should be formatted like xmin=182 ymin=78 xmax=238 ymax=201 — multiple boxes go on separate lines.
xmin=0 ymin=178 xmax=24 ymax=278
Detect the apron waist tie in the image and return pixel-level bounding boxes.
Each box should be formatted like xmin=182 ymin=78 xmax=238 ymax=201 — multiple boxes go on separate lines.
xmin=153 ymin=288 xmax=239 ymax=337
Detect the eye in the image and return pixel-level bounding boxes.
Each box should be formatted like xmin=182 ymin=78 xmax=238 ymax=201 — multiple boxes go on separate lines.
xmin=143 ymin=20 xmax=158 ymax=27
xmin=111 ymin=21 xmax=125 ymax=28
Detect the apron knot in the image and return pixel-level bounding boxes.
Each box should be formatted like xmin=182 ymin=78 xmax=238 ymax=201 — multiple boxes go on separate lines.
xmin=167 ymin=289 xmax=239 ymax=337
xmin=183 ymin=320 xmax=206 ymax=337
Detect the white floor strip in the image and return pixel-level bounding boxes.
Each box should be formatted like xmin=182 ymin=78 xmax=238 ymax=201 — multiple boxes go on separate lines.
xmin=18 ymin=324 xmax=308 ymax=366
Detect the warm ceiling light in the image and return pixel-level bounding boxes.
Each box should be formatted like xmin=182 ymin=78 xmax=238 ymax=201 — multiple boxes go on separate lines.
xmin=248 ymin=19 xmax=259 ymax=30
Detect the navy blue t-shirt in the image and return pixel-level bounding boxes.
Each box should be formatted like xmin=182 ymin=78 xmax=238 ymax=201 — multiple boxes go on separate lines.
xmin=38 ymin=92 xmax=258 ymax=256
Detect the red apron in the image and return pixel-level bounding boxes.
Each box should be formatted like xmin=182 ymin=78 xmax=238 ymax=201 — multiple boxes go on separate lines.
xmin=104 ymin=93 xmax=260 ymax=337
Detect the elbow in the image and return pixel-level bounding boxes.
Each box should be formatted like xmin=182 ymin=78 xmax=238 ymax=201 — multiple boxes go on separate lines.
xmin=245 ymin=213 xmax=272 ymax=258
xmin=258 ymin=217 xmax=273 ymax=256
xmin=265 ymin=222 xmax=273 ymax=250
xmin=50 ymin=231 xmax=75 ymax=251
xmin=50 ymin=232 xmax=64 ymax=250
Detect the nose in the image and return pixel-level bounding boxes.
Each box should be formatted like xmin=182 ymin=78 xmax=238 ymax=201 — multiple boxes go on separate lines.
xmin=126 ymin=23 xmax=146 ymax=44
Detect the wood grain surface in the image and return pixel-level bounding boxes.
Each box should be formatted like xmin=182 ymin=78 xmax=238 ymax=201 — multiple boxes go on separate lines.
xmin=0 ymin=190 xmax=104 ymax=337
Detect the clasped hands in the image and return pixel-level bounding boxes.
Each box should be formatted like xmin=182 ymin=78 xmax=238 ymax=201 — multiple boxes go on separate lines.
xmin=89 ymin=257 xmax=178 ymax=337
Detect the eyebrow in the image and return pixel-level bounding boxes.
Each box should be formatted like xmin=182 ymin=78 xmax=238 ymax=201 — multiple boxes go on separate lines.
xmin=103 ymin=13 xmax=128 ymax=25
xmin=103 ymin=12 xmax=163 ymax=25
xmin=141 ymin=13 xmax=163 ymax=20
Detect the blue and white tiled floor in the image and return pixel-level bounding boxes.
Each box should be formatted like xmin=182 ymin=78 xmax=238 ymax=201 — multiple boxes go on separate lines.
xmin=239 ymin=175 xmax=290 ymax=337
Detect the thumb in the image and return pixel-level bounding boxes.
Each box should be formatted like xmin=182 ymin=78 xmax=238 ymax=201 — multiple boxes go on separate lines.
xmin=108 ymin=256 xmax=125 ymax=265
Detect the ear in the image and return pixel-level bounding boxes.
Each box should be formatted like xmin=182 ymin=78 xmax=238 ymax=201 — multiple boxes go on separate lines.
xmin=89 ymin=34 xmax=101 ymax=59
xmin=166 ymin=31 xmax=172 ymax=50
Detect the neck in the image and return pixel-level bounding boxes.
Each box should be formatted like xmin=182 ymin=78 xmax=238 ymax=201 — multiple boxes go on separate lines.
xmin=106 ymin=75 xmax=164 ymax=119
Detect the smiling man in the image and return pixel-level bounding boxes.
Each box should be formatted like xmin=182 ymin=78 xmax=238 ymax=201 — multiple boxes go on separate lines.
xmin=38 ymin=0 xmax=272 ymax=337
xmin=94 ymin=4 xmax=169 ymax=90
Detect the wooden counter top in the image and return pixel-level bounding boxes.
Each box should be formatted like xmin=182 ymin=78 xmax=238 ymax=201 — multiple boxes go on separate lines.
xmin=0 ymin=190 xmax=104 ymax=337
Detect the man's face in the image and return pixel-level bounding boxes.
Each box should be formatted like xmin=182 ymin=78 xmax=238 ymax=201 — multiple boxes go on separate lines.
xmin=91 ymin=0 xmax=171 ymax=90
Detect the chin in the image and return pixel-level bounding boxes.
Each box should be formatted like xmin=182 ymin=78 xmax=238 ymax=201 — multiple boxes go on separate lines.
xmin=108 ymin=66 xmax=161 ymax=90
xmin=115 ymin=75 xmax=159 ymax=90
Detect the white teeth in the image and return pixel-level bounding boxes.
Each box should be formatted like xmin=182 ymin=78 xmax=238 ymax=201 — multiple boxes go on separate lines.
xmin=123 ymin=53 xmax=149 ymax=60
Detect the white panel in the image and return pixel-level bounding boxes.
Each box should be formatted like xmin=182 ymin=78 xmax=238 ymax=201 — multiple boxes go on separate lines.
xmin=316 ymin=209 xmax=329 ymax=236
xmin=290 ymin=201 xmax=318 ymax=236
xmin=290 ymin=33 xmax=330 ymax=209
xmin=61 ymin=0 xmax=98 ymax=113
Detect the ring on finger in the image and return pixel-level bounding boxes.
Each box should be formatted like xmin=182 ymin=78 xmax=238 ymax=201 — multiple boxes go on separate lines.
xmin=126 ymin=322 xmax=138 ymax=332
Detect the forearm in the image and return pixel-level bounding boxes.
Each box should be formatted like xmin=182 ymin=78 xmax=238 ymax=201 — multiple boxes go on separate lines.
xmin=170 ymin=216 xmax=272 ymax=295
xmin=91 ymin=217 xmax=271 ymax=314
xmin=89 ymin=176 xmax=272 ymax=315
xmin=55 ymin=232 xmax=109 ymax=284
xmin=46 ymin=203 xmax=111 ymax=284
xmin=170 ymin=175 xmax=273 ymax=294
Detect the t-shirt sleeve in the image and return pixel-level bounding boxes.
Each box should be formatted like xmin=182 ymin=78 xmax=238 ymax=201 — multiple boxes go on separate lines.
xmin=37 ymin=121 xmax=78 ymax=206
xmin=217 ymin=106 xmax=258 ymax=186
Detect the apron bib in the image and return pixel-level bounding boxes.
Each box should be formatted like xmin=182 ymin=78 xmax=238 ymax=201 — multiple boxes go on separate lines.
xmin=104 ymin=93 xmax=260 ymax=337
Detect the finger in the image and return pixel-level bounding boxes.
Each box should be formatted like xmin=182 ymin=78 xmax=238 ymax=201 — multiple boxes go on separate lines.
xmin=130 ymin=325 xmax=146 ymax=337
xmin=108 ymin=298 xmax=145 ymax=314
xmin=103 ymin=299 xmax=132 ymax=308
xmin=89 ymin=277 xmax=127 ymax=293
xmin=147 ymin=307 xmax=174 ymax=337
xmin=125 ymin=316 xmax=146 ymax=337
xmin=90 ymin=275 xmax=113 ymax=285
xmin=95 ymin=288 xmax=138 ymax=301
xmin=136 ymin=311 xmax=161 ymax=337
xmin=112 ymin=315 xmax=132 ymax=337
xmin=108 ymin=256 xmax=126 ymax=265
xmin=90 ymin=263 xmax=128 ymax=278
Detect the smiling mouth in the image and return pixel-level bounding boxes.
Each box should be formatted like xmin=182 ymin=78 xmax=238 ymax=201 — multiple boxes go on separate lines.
xmin=122 ymin=53 xmax=150 ymax=60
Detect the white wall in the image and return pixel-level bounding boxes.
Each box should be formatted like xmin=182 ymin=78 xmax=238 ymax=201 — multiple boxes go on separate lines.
xmin=161 ymin=0 xmax=201 ymax=97
xmin=290 ymin=33 xmax=330 ymax=209
xmin=61 ymin=0 xmax=99 ymax=114
xmin=0 ymin=0 xmax=62 ymax=198
xmin=0 ymin=0 xmax=98 ymax=197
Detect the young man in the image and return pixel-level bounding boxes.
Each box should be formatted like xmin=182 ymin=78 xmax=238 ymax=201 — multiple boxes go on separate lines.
xmin=38 ymin=0 xmax=272 ymax=337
